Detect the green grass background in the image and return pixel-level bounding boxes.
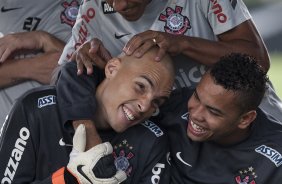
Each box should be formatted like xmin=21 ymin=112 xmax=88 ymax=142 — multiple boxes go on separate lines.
xmin=243 ymin=0 xmax=282 ymax=99
xmin=268 ymin=53 xmax=282 ymax=98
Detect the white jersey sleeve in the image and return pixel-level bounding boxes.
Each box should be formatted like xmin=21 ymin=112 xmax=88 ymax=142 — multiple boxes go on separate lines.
xmin=0 ymin=0 xmax=80 ymax=126
xmin=59 ymin=0 xmax=104 ymax=64
xmin=58 ymin=0 xmax=168 ymax=65
xmin=201 ymin=0 xmax=252 ymax=35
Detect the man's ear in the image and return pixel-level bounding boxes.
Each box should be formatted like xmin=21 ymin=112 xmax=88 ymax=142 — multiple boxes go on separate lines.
xmin=105 ymin=58 xmax=122 ymax=78
xmin=238 ymin=110 xmax=257 ymax=129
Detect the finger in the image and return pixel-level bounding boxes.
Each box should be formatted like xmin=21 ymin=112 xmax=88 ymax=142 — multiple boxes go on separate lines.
xmin=100 ymin=46 xmax=112 ymax=61
xmin=0 ymin=48 xmax=12 ymax=62
xmin=123 ymin=35 xmax=141 ymax=55
xmin=76 ymin=59 xmax=84 ymax=75
xmin=87 ymin=142 xmax=113 ymax=161
xmin=123 ymin=30 xmax=158 ymax=55
xmin=93 ymin=56 xmax=107 ymax=69
xmin=155 ymin=47 xmax=166 ymax=61
xmin=69 ymin=51 xmax=77 ymax=61
xmin=90 ymin=39 xmax=112 ymax=62
xmin=83 ymin=60 xmax=94 ymax=75
xmin=70 ymin=51 xmax=84 ymax=75
xmin=133 ymin=40 xmax=155 ymax=58
xmin=77 ymin=52 xmax=94 ymax=75
xmin=73 ymin=124 xmax=86 ymax=152
xmin=89 ymin=39 xmax=100 ymax=54
xmin=0 ymin=48 xmax=4 ymax=62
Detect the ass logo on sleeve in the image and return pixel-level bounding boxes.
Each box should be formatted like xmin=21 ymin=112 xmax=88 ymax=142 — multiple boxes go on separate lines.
xmin=37 ymin=95 xmax=56 ymax=108
xmin=113 ymin=139 xmax=134 ymax=176
xmin=142 ymin=120 xmax=163 ymax=137
xmin=255 ymin=145 xmax=282 ymax=167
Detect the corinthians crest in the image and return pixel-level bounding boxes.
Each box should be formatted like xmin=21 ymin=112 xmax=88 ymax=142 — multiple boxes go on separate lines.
xmin=113 ymin=139 xmax=134 ymax=176
xmin=159 ymin=6 xmax=191 ymax=35
xmin=234 ymin=166 xmax=257 ymax=184
xmin=61 ymin=0 xmax=80 ymax=27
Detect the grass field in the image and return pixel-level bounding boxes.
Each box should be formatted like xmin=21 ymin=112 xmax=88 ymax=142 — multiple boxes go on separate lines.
xmin=268 ymin=53 xmax=282 ymax=98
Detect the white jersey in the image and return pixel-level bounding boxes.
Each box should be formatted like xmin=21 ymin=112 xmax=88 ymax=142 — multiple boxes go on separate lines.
xmin=59 ymin=0 xmax=282 ymax=121
xmin=0 ymin=0 xmax=80 ymax=125
xmin=59 ymin=0 xmax=250 ymax=87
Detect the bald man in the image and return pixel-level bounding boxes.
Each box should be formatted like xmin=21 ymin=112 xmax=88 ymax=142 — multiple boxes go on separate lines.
xmin=0 ymin=47 xmax=174 ymax=184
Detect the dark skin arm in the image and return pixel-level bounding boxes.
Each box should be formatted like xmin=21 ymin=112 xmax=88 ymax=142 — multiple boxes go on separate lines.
xmin=72 ymin=120 xmax=102 ymax=150
xmin=0 ymin=31 xmax=65 ymax=88
xmin=123 ymin=20 xmax=270 ymax=72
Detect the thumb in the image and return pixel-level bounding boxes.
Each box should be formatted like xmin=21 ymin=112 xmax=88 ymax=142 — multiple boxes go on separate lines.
xmin=89 ymin=39 xmax=100 ymax=54
xmin=100 ymin=46 xmax=112 ymax=61
xmin=73 ymin=124 xmax=86 ymax=152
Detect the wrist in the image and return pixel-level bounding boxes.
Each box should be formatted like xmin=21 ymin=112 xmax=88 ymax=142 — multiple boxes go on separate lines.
xmin=72 ymin=120 xmax=102 ymax=150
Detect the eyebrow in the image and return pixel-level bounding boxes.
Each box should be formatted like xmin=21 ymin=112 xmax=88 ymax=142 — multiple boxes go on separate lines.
xmin=195 ymin=89 xmax=225 ymax=116
xmin=141 ymin=75 xmax=154 ymax=89
xmin=141 ymin=75 xmax=170 ymax=102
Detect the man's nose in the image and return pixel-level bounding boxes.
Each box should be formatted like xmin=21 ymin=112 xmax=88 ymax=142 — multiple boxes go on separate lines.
xmin=137 ymin=97 xmax=153 ymax=113
xmin=113 ymin=0 xmax=128 ymax=11
xmin=190 ymin=105 xmax=205 ymax=122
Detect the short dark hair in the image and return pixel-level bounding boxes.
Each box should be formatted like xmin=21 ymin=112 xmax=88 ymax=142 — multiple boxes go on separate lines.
xmin=209 ymin=53 xmax=269 ymax=112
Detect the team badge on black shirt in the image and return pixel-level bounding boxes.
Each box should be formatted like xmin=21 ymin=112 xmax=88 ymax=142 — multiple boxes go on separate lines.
xmin=113 ymin=139 xmax=134 ymax=176
xmin=234 ymin=166 xmax=257 ymax=184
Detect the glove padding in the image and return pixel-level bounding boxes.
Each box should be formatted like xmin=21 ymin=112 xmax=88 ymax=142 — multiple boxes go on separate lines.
xmin=67 ymin=124 xmax=127 ymax=184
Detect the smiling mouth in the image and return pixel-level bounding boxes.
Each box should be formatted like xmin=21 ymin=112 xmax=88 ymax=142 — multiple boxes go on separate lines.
xmin=190 ymin=119 xmax=208 ymax=134
xmin=122 ymin=106 xmax=136 ymax=121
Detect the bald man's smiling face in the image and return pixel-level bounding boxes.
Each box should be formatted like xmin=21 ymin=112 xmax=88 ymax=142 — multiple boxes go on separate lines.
xmin=96 ymin=50 xmax=174 ymax=132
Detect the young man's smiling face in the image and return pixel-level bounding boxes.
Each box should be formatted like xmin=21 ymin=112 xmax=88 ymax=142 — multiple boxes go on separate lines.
xmin=97 ymin=48 xmax=174 ymax=132
xmin=187 ymin=74 xmax=247 ymax=144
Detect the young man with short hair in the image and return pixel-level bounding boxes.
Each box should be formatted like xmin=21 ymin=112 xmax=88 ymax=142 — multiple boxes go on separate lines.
xmin=157 ymin=53 xmax=282 ymax=183
xmin=0 ymin=47 xmax=175 ymax=184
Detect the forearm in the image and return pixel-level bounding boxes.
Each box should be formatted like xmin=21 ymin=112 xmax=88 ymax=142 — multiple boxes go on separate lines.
xmin=180 ymin=21 xmax=270 ymax=71
xmin=56 ymin=62 xmax=99 ymax=124
xmin=38 ymin=30 xmax=65 ymax=53
xmin=0 ymin=31 xmax=65 ymax=62
xmin=0 ymin=59 xmax=29 ymax=88
xmin=182 ymin=36 xmax=268 ymax=70
xmin=0 ymin=52 xmax=61 ymax=88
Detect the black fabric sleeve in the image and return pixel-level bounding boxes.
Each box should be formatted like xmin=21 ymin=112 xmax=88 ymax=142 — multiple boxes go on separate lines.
xmin=56 ymin=61 xmax=104 ymax=125
xmin=0 ymin=95 xmax=51 ymax=184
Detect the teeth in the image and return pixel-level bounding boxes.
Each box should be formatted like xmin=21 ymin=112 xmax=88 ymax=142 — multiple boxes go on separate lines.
xmin=191 ymin=120 xmax=206 ymax=133
xmin=123 ymin=106 xmax=135 ymax=121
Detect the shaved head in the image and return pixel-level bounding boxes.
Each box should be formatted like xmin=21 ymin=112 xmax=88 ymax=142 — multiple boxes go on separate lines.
xmin=95 ymin=46 xmax=175 ymax=132
xmin=118 ymin=46 xmax=175 ymax=79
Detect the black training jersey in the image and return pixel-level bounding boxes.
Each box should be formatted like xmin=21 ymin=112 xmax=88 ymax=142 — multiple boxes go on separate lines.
xmin=0 ymin=86 xmax=170 ymax=184
xmin=157 ymin=88 xmax=282 ymax=184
